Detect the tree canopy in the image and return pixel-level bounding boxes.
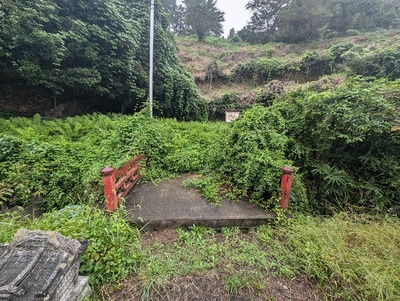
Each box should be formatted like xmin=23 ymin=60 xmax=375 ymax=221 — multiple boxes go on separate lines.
xmin=240 ymin=0 xmax=400 ymax=44
xmin=0 ymin=0 xmax=206 ymax=120
xmin=170 ymin=0 xmax=225 ymax=41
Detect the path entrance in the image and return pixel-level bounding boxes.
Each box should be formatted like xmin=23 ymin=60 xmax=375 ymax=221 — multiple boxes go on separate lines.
xmin=124 ymin=175 xmax=274 ymax=229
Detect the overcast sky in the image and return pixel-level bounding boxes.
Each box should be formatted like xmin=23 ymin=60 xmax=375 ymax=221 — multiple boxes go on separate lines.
xmin=216 ymin=0 xmax=252 ymax=36
xmin=177 ymin=0 xmax=252 ymax=37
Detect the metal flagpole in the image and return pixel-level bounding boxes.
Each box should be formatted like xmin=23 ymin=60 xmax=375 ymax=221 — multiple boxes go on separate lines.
xmin=149 ymin=0 xmax=154 ymax=117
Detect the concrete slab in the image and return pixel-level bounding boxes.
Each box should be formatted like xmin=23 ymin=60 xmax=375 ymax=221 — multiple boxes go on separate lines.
xmin=124 ymin=175 xmax=275 ymax=229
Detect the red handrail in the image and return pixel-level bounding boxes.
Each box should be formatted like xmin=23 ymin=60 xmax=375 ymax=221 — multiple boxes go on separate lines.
xmin=279 ymin=166 xmax=295 ymax=210
xmin=100 ymin=155 xmax=145 ymax=212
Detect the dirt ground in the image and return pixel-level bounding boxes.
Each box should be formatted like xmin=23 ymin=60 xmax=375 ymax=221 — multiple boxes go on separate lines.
xmin=108 ymin=274 xmax=323 ymax=301
xmin=105 ymin=229 xmax=327 ymax=301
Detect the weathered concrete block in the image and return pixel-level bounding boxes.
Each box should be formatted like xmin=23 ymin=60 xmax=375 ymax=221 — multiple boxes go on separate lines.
xmin=0 ymin=229 xmax=91 ymax=301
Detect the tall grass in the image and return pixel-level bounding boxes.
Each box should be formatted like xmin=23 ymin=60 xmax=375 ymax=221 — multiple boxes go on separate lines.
xmin=1 ymin=198 xmax=398 ymax=299
xmin=279 ymin=214 xmax=400 ymax=300
xmin=104 ymin=214 xmax=400 ymax=300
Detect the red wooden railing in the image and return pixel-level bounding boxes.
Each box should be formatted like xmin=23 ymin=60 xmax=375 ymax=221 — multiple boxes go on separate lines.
xmin=100 ymin=155 xmax=145 ymax=212
xmin=279 ymin=166 xmax=295 ymax=210
xmin=101 ymin=158 xmax=293 ymax=212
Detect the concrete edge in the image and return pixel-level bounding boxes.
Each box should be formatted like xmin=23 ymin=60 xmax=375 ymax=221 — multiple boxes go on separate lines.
xmin=131 ymin=215 xmax=277 ymax=230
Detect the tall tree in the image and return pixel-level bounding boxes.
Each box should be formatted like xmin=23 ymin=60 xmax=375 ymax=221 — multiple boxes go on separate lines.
xmin=170 ymin=4 xmax=187 ymax=35
xmin=243 ymin=0 xmax=332 ymax=43
xmin=183 ymin=0 xmax=225 ymax=41
xmin=245 ymin=0 xmax=288 ymax=37
xmin=241 ymin=0 xmax=289 ymax=43
xmin=327 ymin=0 xmax=359 ymax=34
xmin=160 ymin=0 xmax=177 ymax=24
xmin=227 ymin=28 xmax=236 ymax=39
xmin=277 ymin=0 xmax=332 ymax=43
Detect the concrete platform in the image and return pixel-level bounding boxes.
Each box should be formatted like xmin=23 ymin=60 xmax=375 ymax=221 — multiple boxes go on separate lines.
xmin=124 ymin=175 xmax=275 ymax=229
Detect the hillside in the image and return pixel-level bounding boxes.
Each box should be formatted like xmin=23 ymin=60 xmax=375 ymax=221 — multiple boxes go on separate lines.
xmin=175 ymin=30 xmax=400 ymax=104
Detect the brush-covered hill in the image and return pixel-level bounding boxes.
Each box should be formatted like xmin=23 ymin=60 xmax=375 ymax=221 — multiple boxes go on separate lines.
xmin=174 ymin=32 xmax=400 ymax=215
xmin=175 ymin=30 xmax=400 ymax=114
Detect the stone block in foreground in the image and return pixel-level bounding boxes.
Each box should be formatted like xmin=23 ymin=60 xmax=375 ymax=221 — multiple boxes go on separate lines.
xmin=0 ymin=229 xmax=91 ymax=301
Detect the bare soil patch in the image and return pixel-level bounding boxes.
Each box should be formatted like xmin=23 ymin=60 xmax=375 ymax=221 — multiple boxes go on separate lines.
xmin=109 ymin=274 xmax=323 ymax=301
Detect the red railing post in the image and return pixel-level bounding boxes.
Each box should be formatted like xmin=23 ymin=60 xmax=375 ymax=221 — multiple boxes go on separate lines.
xmin=279 ymin=166 xmax=295 ymax=210
xmin=100 ymin=166 xmax=118 ymax=212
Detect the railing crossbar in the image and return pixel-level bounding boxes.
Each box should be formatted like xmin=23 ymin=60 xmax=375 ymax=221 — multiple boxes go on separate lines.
xmin=100 ymin=155 xmax=145 ymax=212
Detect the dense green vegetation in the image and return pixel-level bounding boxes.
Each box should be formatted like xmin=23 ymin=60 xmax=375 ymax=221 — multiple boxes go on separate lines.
xmin=135 ymin=214 xmax=400 ymax=301
xmin=0 ymin=205 xmax=142 ymax=287
xmin=161 ymin=0 xmax=225 ymax=41
xmin=1 ymin=77 xmax=399 ymax=214
xmin=1 ymin=2 xmax=399 ymax=299
xmin=281 ymin=78 xmax=400 ymax=213
xmin=0 ymin=112 xmax=225 ymax=210
xmin=281 ymin=214 xmax=400 ymax=300
xmin=182 ymin=0 xmax=225 ymax=42
xmin=0 ymin=0 xmax=205 ymax=119
xmin=1 ymin=72 xmax=398 ymax=300
xmin=179 ymin=32 xmax=400 ymax=85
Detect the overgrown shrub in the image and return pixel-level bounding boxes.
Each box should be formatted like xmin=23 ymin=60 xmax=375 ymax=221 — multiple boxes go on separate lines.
xmin=329 ymin=42 xmax=356 ymax=64
xmin=300 ymin=51 xmax=334 ymax=78
xmin=278 ymin=77 xmax=400 ymax=214
xmin=0 ymin=205 xmax=142 ymax=287
xmin=229 ymin=34 xmax=242 ymax=44
xmin=254 ymin=80 xmax=285 ymax=106
xmin=217 ymin=105 xmax=307 ymax=210
xmin=346 ymin=45 xmax=400 ymax=79
xmin=233 ymin=58 xmax=284 ymax=84
xmin=111 ymin=111 xmax=228 ymax=181
xmin=0 ymin=111 xmax=229 ymax=210
xmin=0 ymin=114 xmax=132 ymax=209
xmin=205 ymin=60 xmax=227 ymax=83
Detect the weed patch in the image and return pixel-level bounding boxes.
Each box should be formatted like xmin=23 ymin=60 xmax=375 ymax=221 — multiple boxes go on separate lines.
xmin=0 ymin=205 xmax=142 ymax=288
xmin=276 ymin=214 xmax=400 ymax=300
xmin=129 ymin=215 xmax=400 ymax=300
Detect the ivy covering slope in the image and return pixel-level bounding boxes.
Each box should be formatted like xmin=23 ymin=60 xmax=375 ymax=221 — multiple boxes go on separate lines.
xmin=0 ymin=0 xmax=205 ymax=120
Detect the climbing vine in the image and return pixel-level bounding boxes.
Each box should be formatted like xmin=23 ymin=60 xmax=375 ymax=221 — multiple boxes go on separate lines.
xmin=0 ymin=0 xmax=205 ymax=120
